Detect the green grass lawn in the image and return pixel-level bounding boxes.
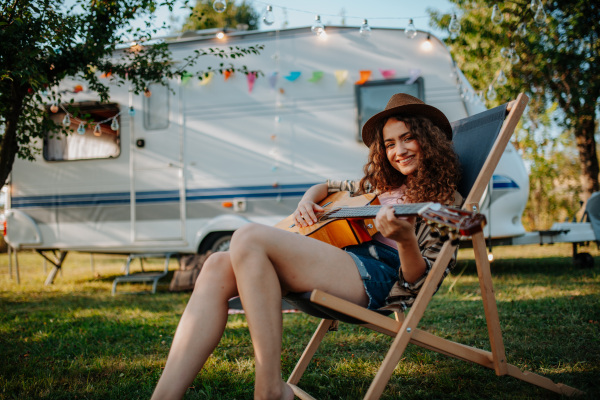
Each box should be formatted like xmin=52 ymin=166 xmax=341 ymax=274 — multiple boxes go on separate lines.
xmin=0 ymin=243 xmax=599 ymax=399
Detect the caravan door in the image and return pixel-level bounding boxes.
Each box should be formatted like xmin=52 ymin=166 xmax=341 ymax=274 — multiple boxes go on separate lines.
xmin=131 ymin=84 xmax=185 ymax=241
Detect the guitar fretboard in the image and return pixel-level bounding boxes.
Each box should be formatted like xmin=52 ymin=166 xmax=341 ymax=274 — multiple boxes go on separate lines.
xmin=322 ymin=202 xmax=435 ymax=220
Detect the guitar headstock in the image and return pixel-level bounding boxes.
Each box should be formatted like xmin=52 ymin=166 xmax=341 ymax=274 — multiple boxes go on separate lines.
xmin=419 ymin=204 xmax=486 ymax=240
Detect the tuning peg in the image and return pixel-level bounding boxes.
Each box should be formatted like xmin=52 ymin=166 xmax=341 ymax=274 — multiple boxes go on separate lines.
xmin=450 ymin=232 xmax=460 ymax=246
xmin=439 ymin=227 xmax=450 ymax=242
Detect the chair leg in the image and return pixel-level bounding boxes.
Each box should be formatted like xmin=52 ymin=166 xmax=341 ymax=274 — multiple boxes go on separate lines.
xmin=287 ymin=319 xmax=336 ymax=385
xmin=471 ymin=231 xmax=508 ymax=375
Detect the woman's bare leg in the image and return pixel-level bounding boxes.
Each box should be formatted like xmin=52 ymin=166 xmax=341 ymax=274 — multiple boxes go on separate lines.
xmin=151 ymin=252 xmax=238 ymax=400
xmin=229 ymin=223 xmax=368 ymax=400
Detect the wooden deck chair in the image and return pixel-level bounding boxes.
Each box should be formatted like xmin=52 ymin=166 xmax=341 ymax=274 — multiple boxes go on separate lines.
xmin=283 ymin=93 xmax=583 ymax=399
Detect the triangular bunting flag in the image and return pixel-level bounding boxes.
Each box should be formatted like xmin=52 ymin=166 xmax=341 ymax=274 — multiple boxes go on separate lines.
xmin=268 ymin=72 xmax=278 ymax=89
xmin=335 ymin=70 xmax=349 ymax=86
xmin=379 ymin=69 xmax=396 ymax=79
xmin=247 ymin=72 xmax=257 ymax=93
xmin=355 ymin=70 xmax=372 ymax=85
xmin=308 ymin=71 xmax=324 ymax=83
xmin=284 ymin=71 xmax=301 ymax=82
xmin=198 ymin=72 xmax=214 ymax=86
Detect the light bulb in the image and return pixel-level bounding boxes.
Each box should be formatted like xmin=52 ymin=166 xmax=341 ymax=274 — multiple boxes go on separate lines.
xmin=496 ymin=69 xmax=508 ymax=86
xmin=62 ymin=114 xmax=70 ymax=127
xmin=50 ymin=104 xmax=59 ymax=113
xmin=262 ymin=5 xmax=275 ymax=26
xmin=529 ymin=0 xmax=540 ymax=12
xmin=212 ymin=0 xmax=226 ymax=13
xmin=359 ymin=19 xmax=372 ymax=37
xmin=216 ymin=31 xmax=226 ymax=39
xmin=128 ymin=106 xmax=136 ymax=116
xmin=448 ymin=14 xmax=461 ymax=34
xmin=111 ymin=117 xmax=119 ymax=131
xmin=509 ymin=47 xmax=520 ymax=64
xmin=311 ymin=15 xmax=325 ymax=36
xmin=534 ymin=7 xmax=546 ymax=25
xmin=516 ymin=22 xmax=527 ymax=37
xmin=421 ymin=34 xmax=432 ymax=51
xmin=500 ymin=47 xmax=510 ymax=58
xmin=77 ymin=122 xmax=85 ymax=135
xmin=93 ymin=124 xmax=102 ymax=136
xmin=405 ymin=18 xmax=417 ymax=39
xmin=491 ymin=4 xmax=504 ymax=25
xmin=487 ymin=85 xmax=497 ymax=100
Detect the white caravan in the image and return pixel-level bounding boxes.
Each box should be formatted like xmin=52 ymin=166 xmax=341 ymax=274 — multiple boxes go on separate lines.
xmin=3 ymin=27 xmax=530 ymax=263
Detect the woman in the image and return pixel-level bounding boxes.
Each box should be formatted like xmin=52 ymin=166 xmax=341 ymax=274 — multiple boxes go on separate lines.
xmin=151 ymin=93 xmax=462 ymax=400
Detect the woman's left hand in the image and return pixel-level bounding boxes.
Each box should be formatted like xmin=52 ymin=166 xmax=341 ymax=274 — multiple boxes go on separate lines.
xmin=374 ymin=205 xmax=416 ymax=244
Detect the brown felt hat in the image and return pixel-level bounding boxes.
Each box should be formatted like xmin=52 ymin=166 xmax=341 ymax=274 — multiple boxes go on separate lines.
xmin=361 ymin=93 xmax=453 ymax=147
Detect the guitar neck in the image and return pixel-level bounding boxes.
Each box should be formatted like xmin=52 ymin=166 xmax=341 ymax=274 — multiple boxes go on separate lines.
xmin=324 ymin=202 xmax=435 ymax=220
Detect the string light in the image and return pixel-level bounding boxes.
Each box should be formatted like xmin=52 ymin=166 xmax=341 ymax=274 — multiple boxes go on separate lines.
xmin=111 ymin=117 xmax=119 ymax=131
xmin=263 ymin=5 xmax=275 ymax=26
xmin=516 ymin=22 xmax=527 ymax=37
xmin=311 ymin=15 xmax=325 ymax=36
xmin=56 ymin=104 xmax=122 ymax=135
xmin=359 ymin=19 xmax=372 ymax=37
xmin=216 ymin=31 xmax=226 ymax=39
xmin=491 ymin=4 xmax=504 ymax=25
xmin=405 ymin=18 xmax=417 ymax=39
xmin=496 ymin=69 xmax=508 ymax=86
xmin=212 ymin=0 xmax=226 ymax=13
xmin=534 ymin=6 xmax=547 ymax=25
xmin=448 ymin=13 xmax=461 ymax=36
xmin=421 ymin=34 xmax=433 ymax=51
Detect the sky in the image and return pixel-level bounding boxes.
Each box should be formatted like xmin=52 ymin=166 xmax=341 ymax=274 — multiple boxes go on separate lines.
xmin=151 ymin=0 xmax=455 ymax=38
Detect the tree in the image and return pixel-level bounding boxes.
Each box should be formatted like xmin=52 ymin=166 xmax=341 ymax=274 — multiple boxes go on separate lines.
xmin=430 ymin=0 xmax=600 ymax=204
xmin=0 ymin=0 xmax=262 ymax=192
xmin=181 ymin=0 xmax=259 ymax=32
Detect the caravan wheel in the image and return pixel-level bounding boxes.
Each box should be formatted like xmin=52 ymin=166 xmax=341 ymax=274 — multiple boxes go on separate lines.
xmin=199 ymin=232 xmax=233 ymax=254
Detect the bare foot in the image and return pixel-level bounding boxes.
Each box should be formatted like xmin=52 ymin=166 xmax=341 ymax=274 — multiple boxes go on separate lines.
xmin=281 ymin=381 xmax=294 ymax=400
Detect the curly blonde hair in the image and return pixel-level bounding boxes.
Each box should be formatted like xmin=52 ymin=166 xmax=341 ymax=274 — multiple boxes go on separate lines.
xmin=359 ymin=115 xmax=460 ymax=205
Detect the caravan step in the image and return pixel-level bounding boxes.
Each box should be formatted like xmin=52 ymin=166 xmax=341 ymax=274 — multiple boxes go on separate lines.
xmin=112 ymin=253 xmax=177 ymax=295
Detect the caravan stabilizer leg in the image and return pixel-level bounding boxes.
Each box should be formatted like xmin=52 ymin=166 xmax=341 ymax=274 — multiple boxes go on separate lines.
xmin=37 ymin=250 xmax=69 ymax=285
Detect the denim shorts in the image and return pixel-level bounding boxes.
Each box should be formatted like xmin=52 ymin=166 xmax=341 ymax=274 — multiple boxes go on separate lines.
xmin=344 ymin=240 xmax=400 ymax=310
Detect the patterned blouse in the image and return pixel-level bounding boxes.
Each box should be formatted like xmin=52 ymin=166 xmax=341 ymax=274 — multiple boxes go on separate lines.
xmin=326 ymin=179 xmax=463 ymax=311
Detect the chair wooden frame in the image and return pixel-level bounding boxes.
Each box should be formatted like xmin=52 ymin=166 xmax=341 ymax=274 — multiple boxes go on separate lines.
xmin=285 ymin=93 xmax=583 ymax=399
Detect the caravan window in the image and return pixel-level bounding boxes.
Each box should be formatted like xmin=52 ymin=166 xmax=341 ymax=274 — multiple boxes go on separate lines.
xmin=44 ymin=103 xmax=121 ymax=161
xmin=144 ymin=83 xmax=170 ymax=130
xmin=355 ymin=78 xmax=424 ymax=141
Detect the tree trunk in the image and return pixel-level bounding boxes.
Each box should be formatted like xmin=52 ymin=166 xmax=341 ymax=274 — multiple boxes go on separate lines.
xmin=574 ymin=112 xmax=600 ymax=203
xmin=0 ymin=84 xmax=25 ymax=192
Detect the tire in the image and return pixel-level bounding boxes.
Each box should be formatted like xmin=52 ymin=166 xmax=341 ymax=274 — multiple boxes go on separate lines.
xmin=198 ymin=232 xmax=233 ymax=254
xmin=573 ymin=252 xmax=594 ymax=269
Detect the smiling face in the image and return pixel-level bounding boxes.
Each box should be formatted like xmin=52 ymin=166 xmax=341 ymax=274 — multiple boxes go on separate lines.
xmin=382 ymin=118 xmax=422 ymax=176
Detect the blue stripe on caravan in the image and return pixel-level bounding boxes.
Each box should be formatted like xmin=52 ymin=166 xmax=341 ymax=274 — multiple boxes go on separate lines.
xmin=10 ymin=183 xmax=317 ymax=209
xmin=492 ymin=175 xmax=519 ymax=190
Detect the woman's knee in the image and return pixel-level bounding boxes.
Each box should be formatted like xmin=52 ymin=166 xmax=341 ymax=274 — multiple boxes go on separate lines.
xmin=194 ymin=252 xmax=235 ymax=290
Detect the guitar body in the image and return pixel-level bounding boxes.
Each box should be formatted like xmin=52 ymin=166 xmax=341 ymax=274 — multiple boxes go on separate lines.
xmin=274 ymin=192 xmax=380 ymax=248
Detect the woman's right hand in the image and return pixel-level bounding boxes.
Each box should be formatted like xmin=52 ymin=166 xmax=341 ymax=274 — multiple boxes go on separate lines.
xmin=293 ymin=200 xmax=324 ymax=227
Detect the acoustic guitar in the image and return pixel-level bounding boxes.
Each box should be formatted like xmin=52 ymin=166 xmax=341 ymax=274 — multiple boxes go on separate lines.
xmin=274 ymin=191 xmax=486 ymax=249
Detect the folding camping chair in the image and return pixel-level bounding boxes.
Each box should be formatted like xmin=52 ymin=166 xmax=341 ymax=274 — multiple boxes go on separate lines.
xmin=283 ymin=93 xmax=583 ymax=399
